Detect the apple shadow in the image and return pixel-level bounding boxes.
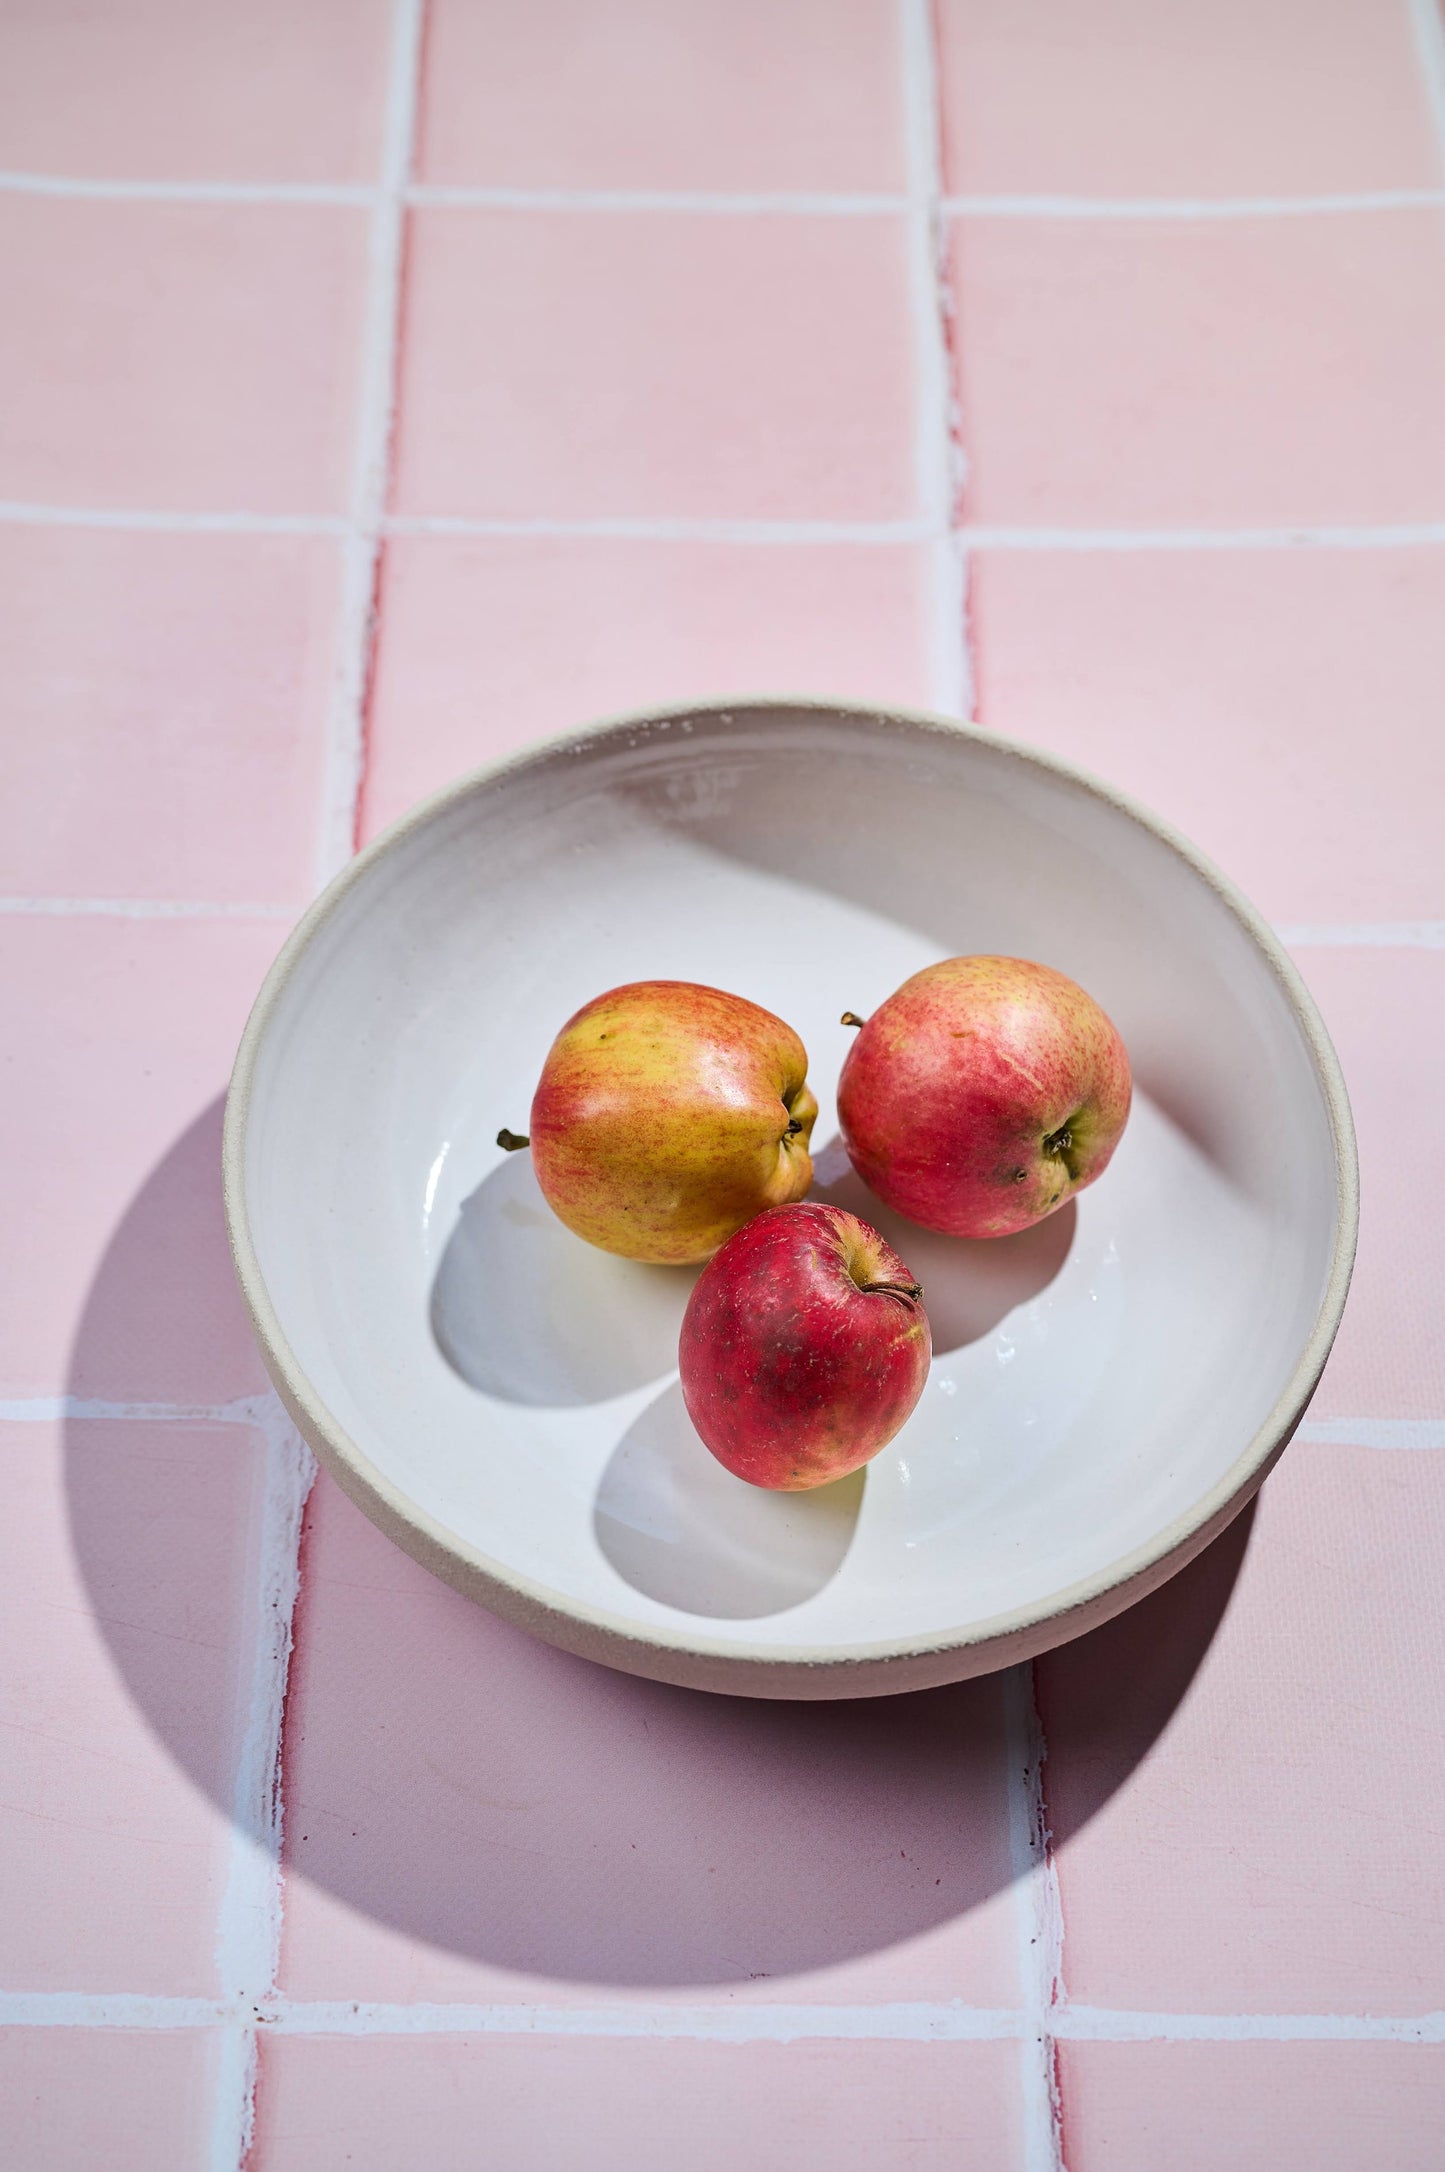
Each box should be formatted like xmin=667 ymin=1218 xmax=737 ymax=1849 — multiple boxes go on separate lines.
xmin=591 ymin=1151 xmax=1072 ymax=1621
xmin=64 ymin=1102 xmax=1256 ymax=1990
xmin=593 ymin=1380 xmax=866 ymax=1618
xmin=430 ymin=1150 xmax=700 ymax=1406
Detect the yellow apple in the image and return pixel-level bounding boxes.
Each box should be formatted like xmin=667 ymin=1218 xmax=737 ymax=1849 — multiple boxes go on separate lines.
xmin=507 ymin=981 xmax=818 ymax=1264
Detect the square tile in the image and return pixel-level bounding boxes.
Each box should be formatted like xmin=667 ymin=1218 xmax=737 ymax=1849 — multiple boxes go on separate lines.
xmin=362 ymin=536 xmax=937 ymax=834
xmin=419 ymin=0 xmax=905 ymax=191
xmin=1288 ymin=948 xmax=1445 ymax=1423
xmin=0 ymin=198 xmax=367 ymax=513
xmin=0 ymin=916 xmax=284 ymax=1400
xmin=1037 ymin=1442 xmax=1445 ymax=2012
xmin=0 ymin=528 xmax=338 ymax=905
xmin=937 ymin=0 xmax=1441 ymax=197
xmin=254 ymin=2033 xmax=1021 ymax=2172
xmin=1060 ymin=2041 xmax=1445 ymax=2172
xmin=394 ymin=210 xmax=915 ymax=520
xmin=950 ymin=213 xmax=1445 ymax=526
xmin=968 ymin=546 xmax=1445 ymax=922
xmin=0 ymin=0 xmax=391 ymax=183
xmin=279 ymin=1474 xmax=1018 ymax=2008
xmin=0 ymin=2027 xmax=219 ymax=2172
xmin=0 ymin=1417 xmax=260 ymax=1993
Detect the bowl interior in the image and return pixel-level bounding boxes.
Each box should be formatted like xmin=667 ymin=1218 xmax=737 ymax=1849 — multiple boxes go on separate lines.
xmin=240 ymin=705 xmax=1342 ymax=1659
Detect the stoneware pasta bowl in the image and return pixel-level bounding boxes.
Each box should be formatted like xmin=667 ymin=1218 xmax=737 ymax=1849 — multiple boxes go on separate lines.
xmin=223 ymin=699 xmax=1357 ymax=1698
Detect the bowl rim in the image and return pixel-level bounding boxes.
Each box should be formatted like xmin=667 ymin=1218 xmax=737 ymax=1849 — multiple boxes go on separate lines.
xmin=223 ymin=696 xmax=1359 ymax=1686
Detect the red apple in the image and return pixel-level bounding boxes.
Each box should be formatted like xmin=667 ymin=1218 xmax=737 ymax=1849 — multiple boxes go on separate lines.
xmin=837 ymin=955 xmax=1132 ymax=1239
xmin=507 ymin=981 xmax=817 ymax=1265
xmin=678 ymin=1202 xmax=931 ymax=1491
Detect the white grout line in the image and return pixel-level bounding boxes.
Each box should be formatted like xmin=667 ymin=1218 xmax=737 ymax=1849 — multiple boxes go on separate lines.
xmin=5 ymin=166 xmax=1443 ymax=221
xmin=0 ymin=501 xmax=346 ymax=535
xmin=265 ymin=2001 xmax=1022 ymax=2041
xmin=1004 ymin=1664 xmax=1068 ymax=2170
xmin=1056 ymin=2008 xmax=1445 ymax=2044
xmin=313 ymin=0 xmax=426 ymax=889
xmin=1299 ymin=1419 xmax=1445 ymax=1450
xmin=408 ymin=184 xmax=907 ymax=214
xmin=958 ymin=523 xmax=1445 ymax=550
xmin=0 ymin=898 xmax=295 ymax=921
xmin=0 ymin=1994 xmax=228 ymax=2029
xmin=207 ymin=1400 xmax=316 ymax=2172
xmin=0 ymin=1396 xmax=266 ymax=1425
xmin=1280 ymin=922 xmax=1445 ymax=948
xmin=0 ymin=171 xmax=376 ymax=205
xmin=5 ymin=503 xmax=1445 ymax=551
xmin=944 ymin=189 xmax=1445 ymax=219
xmin=4 ymin=1988 xmax=1445 ymax=2044
xmin=1406 ymin=0 xmax=1445 ymax=168
xmin=386 ymin=512 xmax=936 ymax=544
xmin=900 ymin=0 xmax=969 ymax=722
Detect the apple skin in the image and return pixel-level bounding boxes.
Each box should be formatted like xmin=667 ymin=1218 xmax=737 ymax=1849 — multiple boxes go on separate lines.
xmin=837 ymin=956 xmax=1132 ymax=1240
xmin=527 ymin=981 xmax=818 ymax=1265
xmin=678 ymin=1202 xmax=931 ymax=1491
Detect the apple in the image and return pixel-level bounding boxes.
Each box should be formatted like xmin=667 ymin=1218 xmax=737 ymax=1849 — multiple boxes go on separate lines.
xmin=837 ymin=956 xmax=1131 ymax=1239
xmin=678 ymin=1202 xmax=931 ymax=1491
xmin=502 ymin=981 xmax=818 ymax=1265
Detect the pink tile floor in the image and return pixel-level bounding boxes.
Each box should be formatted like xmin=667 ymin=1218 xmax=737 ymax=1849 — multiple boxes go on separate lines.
xmin=2 ymin=3 xmax=1443 ymax=2165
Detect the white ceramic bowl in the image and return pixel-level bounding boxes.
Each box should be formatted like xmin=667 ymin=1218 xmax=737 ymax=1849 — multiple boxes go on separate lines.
xmin=224 ymin=700 xmax=1356 ymax=1698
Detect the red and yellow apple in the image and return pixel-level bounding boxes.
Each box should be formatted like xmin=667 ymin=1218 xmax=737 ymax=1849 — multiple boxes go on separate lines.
xmin=678 ymin=1202 xmax=931 ymax=1491
xmin=508 ymin=980 xmax=817 ymax=1264
xmin=837 ymin=956 xmax=1131 ymax=1239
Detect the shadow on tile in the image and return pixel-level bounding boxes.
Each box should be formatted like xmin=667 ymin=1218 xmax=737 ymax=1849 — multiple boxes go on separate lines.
xmin=64 ymin=1100 xmax=1252 ymax=1989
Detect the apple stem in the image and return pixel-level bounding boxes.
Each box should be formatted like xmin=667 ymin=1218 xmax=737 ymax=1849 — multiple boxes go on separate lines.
xmin=496 ymin=1128 xmax=531 ymax=1151
xmin=866 ymin=1278 xmax=925 ymax=1304
xmin=785 ymin=1118 xmax=804 ymax=1136
xmin=840 ymin=1011 xmax=866 ymax=1028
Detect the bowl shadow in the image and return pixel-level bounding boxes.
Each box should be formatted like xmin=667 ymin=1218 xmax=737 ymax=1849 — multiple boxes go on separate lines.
xmin=64 ymin=1102 xmax=1254 ymax=1990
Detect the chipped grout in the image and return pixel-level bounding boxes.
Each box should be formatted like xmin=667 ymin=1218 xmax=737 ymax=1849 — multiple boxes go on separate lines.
xmin=1004 ymin=1663 xmax=1069 ymax=2170
xmin=901 ymin=0 xmax=969 ymax=721
xmin=313 ymin=0 xmax=427 ymax=888
xmin=208 ymin=1400 xmax=316 ymax=2172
